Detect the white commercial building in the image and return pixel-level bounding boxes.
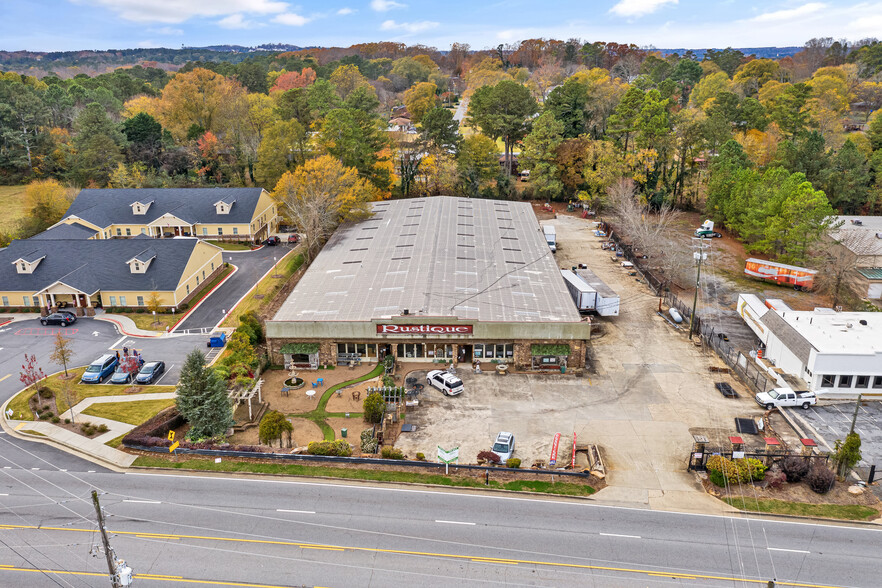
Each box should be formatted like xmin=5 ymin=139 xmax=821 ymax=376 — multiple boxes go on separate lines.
xmin=738 ymin=293 xmax=882 ymax=397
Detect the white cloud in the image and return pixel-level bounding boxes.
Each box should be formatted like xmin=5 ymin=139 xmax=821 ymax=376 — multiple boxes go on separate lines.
xmin=218 ymin=13 xmax=260 ymax=28
xmin=149 ymin=26 xmax=184 ymax=35
xmin=84 ymin=0 xmax=288 ymax=24
xmin=370 ymin=0 xmax=406 ymax=12
xmin=137 ymin=40 xmax=155 ymax=47
xmin=609 ymin=0 xmax=677 ymax=18
xmin=380 ymin=19 xmax=438 ymax=33
xmin=273 ymin=12 xmax=311 ymax=25
xmin=750 ymin=2 xmax=826 ymax=22
xmin=337 ymin=7 xmax=355 ymax=15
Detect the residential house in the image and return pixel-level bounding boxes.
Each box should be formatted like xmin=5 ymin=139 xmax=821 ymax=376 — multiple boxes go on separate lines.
xmin=829 ymin=216 xmax=882 ymax=299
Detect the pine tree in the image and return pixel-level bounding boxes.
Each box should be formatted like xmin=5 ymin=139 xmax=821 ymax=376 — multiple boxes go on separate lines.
xmin=175 ymin=350 xmax=233 ymax=440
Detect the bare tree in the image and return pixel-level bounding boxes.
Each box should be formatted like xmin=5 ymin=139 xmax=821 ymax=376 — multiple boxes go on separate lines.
xmin=815 ymin=229 xmax=879 ymax=307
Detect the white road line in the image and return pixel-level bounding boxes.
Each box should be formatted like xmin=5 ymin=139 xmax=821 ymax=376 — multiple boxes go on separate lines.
xmin=153 ymin=365 xmax=174 ymax=385
xmin=435 ymin=520 xmax=475 ymax=526
xmin=59 ymin=469 xmax=67 ymax=472
xmin=276 ymin=509 xmax=315 ymax=514
xmin=30 ymin=468 xmax=39 ymax=471
xmin=0 ymin=493 xmax=8 ymax=496
xmin=123 ymin=499 xmax=161 ymax=504
xmin=768 ymin=547 xmax=810 ymax=554
xmin=599 ymin=533 xmax=641 ymax=539
xmin=109 ymin=335 xmax=127 ymax=351
xmin=87 ymin=470 xmax=96 ymax=473
xmin=2 ymin=466 xmax=10 ymax=469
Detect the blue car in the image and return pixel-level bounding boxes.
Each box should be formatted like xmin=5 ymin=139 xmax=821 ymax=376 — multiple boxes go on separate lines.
xmin=135 ymin=361 xmax=166 ymax=385
xmin=81 ymin=354 xmax=119 ymax=384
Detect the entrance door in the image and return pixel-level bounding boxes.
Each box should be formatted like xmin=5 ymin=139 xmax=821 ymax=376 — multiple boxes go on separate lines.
xmin=378 ymin=344 xmax=392 ymax=360
xmin=458 ymin=345 xmax=472 ymax=362
xmin=869 ymin=282 xmax=882 ymax=299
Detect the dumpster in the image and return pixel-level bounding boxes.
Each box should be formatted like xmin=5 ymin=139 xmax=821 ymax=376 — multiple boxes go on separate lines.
xmin=341 ymin=428 xmax=348 ymax=438
xmin=207 ymin=332 xmax=227 ymax=348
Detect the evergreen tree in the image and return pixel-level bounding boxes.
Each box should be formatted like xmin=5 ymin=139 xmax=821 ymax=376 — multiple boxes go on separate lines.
xmin=466 ymin=79 xmax=538 ymax=176
xmin=175 ymin=350 xmax=233 ymax=440
xmin=822 ymin=139 xmax=871 ymax=213
xmin=706 ymin=140 xmax=749 ymax=223
xmin=607 ymin=85 xmax=645 ymax=152
xmin=71 ymin=102 xmax=125 ymax=185
xmin=420 ymin=107 xmax=461 ymax=152
xmin=521 ymin=111 xmax=564 ymax=200
xmin=544 ymin=79 xmax=588 ymax=138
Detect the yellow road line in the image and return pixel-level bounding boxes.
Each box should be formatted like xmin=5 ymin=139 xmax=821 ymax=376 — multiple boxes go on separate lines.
xmin=0 ymin=523 xmax=846 ymax=588
xmin=0 ymin=566 xmax=311 ymax=587
xmin=0 ymin=374 xmax=11 ymax=383
xmin=13 ymin=423 xmax=25 ymax=431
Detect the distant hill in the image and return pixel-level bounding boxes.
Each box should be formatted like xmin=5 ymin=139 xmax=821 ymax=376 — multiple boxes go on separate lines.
xmin=658 ymin=47 xmax=803 ymax=59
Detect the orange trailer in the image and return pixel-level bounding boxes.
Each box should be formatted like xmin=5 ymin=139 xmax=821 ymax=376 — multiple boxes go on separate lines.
xmin=744 ymin=258 xmax=817 ymax=290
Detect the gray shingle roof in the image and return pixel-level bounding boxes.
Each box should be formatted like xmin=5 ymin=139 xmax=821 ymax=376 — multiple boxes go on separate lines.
xmin=761 ymin=311 xmax=815 ymax=365
xmin=29 ymin=223 xmax=99 ymax=240
xmin=62 ymin=188 xmax=265 ymax=228
xmin=129 ymin=248 xmax=157 ymax=263
xmin=0 ymin=238 xmax=201 ymax=294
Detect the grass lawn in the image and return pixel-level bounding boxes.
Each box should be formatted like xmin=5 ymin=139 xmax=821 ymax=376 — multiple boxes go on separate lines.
xmin=0 ymin=186 xmax=27 ymax=234
xmin=207 ymin=240 xmax=253 ymax=251
xmin=133 ymin=455 xmax=595 ymax=496
xmin=221 ymin=250 xmax=303 ymax=328
xmin=105 ymin=433 xmax=127 ymax=448
xmin=723 ymin=497 xmax=878 ymax=521
xmin=111 ymin=265 xmax=233 ymax=331
xmin=7 ymin=367 xmax=176 ymax=420
xmin=82 ymin=398 xmax=176 ymax=426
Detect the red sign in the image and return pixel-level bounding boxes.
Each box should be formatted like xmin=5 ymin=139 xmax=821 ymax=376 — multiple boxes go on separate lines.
xmin=571 ymin=432 xmax=577 ymax=469
xmin=376 ymin=324 xmax=473 ymax=335
xmin=549 ymin=433 xmax=561 ymax=466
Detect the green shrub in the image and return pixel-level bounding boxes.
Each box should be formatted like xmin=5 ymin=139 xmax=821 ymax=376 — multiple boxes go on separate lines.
xmin=781 ymin=457 xmax=810 ymax=483
xmin=64 ymin=418 xmax=71 ymax=424
xmin=506 ymin=458 xmax=521 ymax=469
xmin=360 ymin=429 xmax=378 ymax=454
xmin=382 ymin=375 xmax=395 ymax=387
xmin=96 ymin=424 xmax=109 ymax=434
xmin=708 ymin=468 xmax=728 ymax=487
xmin=307 ymin=440 xmax=352 ymax=457
xmin=806 ymin=466 xmax=835 ymax=494
xmin=363 ymin=392 xmax=385 ymax=424
xmin=179 ymin=302 xmax=189 ymax=310
xmin=416 ymin=452 xmax=426 ymax=461
xmin=51 ymin=416 xmax=60 ymax=423
xmin=381 ymin=446 xmax=405 ymax=460
xmin=135 ymin=308 xmax=145 ymax=313
xmin=706 ymin=455 xmax=766 ymax=483
xmin=38 ymin=389 xmax=53 ymax=399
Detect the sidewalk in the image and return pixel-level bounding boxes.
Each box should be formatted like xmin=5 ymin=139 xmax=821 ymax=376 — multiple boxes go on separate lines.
xmin=60 ymin=392 xmax=177 ymax=444
xmin=4 ymin=418 xmax=138 ymax=468
xmin=96 ymin=313 xmax=166 ymax=338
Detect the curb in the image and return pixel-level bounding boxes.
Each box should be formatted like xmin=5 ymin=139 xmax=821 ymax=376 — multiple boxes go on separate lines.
xmin=169 ymin=263 xmax=239 ymax=333
xmin=95 ymin=316 xmax=162 ymax=338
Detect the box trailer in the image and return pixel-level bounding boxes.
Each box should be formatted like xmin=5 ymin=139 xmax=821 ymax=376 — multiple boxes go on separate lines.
xmin=543 ymin=225 xmax=556 ymax=252
xmin=744 ymin=258 xmax=817 ymax=290
xmin=576 ymin=268 xmax=620 ymax=316
xmin=560 ymin=269 xmax=620 ymax=316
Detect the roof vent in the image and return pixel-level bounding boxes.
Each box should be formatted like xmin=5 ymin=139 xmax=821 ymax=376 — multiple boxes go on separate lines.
xmin=851 ymin=219 xmax=863 ymax=225
xmin=860 ymin=319 xmax=868 ymax=326
xmin=402 ymin=309 xmax=409 ymax=315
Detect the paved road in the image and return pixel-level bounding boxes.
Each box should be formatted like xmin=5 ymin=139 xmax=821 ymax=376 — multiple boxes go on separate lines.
xmin=0 ymin=467 xmax=879 ymax=587
xmin=173 ymin=244 xmax=296 ymax=332
xmin=453 ymin=97 xmax=469 ymax=123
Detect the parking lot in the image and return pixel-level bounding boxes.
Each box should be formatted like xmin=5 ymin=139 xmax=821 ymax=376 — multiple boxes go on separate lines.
xmin=396 ymin=214 xmax=771 ymax=511
xmin=790 ymin=401 xmax=882 ymax=472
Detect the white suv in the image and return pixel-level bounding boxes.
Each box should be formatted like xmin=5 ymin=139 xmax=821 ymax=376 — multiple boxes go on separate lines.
xmin=492 ymin=432 xmax=515 ymax=461
xmin=426 ymin=370 xmax=464 ymax=396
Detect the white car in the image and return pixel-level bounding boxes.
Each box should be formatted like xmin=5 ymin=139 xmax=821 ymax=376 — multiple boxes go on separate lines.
xmin=492 ymin=432 xmax=515 ymax=462
xmin=426 ymin=370 xmax=464 ymax=396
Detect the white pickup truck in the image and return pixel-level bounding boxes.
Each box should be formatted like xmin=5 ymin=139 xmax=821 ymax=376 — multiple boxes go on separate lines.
xmin=755 ymin=388 xmax=817 ymax=410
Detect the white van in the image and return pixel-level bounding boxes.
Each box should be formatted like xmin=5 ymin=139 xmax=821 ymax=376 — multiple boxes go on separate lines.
xmin=426 ymin=370 xmax=464 ymax=396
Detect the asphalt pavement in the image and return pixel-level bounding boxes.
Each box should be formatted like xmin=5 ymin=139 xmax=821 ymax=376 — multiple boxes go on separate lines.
xmin=173 ymin=244 xmax=296 ymax=332
xmin=0 ymin=468 xmax=879 ymax=587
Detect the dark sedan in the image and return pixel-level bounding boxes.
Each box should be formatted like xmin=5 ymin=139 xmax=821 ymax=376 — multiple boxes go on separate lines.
xmin=135 ymin=361 xmax=166 ymax=385
xmin=40 ymin=312 xmax=77 ymax=326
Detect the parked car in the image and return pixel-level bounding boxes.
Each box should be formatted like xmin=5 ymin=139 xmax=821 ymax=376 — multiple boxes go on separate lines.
xmin=492 ymin=432 xmax=515 ymax=461
xmin=109 ymin=368 xmax=134 ymax=385
xmin=755 ymin=388 xmax=817 ymax=410
xmin=287 ymin=234 xmax=300 ymax=244
xmin=81 ymin=354 xmax=119 ymax=384
xmin=426 ymin=370 xmax=464 ymax=396
xmin=40 ymin=312 xmax=77 ymax=326
xmin=135 ymin=361 xmax=166 ymax=385
xmin=263 ymin=236 xmax=280 ymax=246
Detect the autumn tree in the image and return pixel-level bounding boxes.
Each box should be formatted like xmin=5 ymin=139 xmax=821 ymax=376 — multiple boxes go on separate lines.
xmin=457 ymin=134 xmax=499 ymax=195
xmin=404 ymin=82 xmax=439 ymax=124
xmin=50 ymin=333 xmax=75 ymax=378
xmin=19 ymin=354 xmax=46 ymax=392
xmin=270 ymin=68 xmax=316 ymax=93
xmin=158 ymin=68 xmax=248 ymax=142
xmin=521 ymin=112 xmax=564 ymax=199
xmin=330 ymin=64 xmax=371 ymax=100
xmin=254 ymin=119 xmax=307 ymax=189
xmin=315 ymin=108 xmax=392 ymax=192
xmin=16 ymin=178 xmax=75 ymax=238
xmin=270 ymin=155 xmax=378 ymax=262
xmin=467 ymin=79 xmax=538 ymax=176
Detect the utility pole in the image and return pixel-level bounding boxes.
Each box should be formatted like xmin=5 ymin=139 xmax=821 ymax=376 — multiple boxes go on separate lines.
xmin=688 ymin=238 xmax=709 ymax=340
xmin=92 ymin=490 xmax=133 ymax=587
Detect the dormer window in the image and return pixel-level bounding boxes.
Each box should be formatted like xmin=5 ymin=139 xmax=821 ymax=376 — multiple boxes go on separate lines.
xmin=131 ymin=200 xmax=153 ymax=215
xmin=126 ymin=248 xmax=156 ymax=274
xmin=214 ymin=199 xmax=235 ymax=215
xmin=13 ymin=254 xmax=45 ymax=274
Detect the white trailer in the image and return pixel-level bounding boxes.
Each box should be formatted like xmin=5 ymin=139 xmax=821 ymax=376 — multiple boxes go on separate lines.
xmin=542 ymin=225 xmax=556 ymax=252
xmin=560 ymin=269 xmax=620 ymax=316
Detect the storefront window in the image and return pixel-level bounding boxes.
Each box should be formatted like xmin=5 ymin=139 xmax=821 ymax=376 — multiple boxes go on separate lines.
xmin=473 ymin=343 xmax=513 ymax=360
xmin=337 ymin=343 xmax=377 ymax=358
xmin=429 ymin=344 xmax=453 ymax=358
xmin=397 ymin=343 xmax=424 ymax=358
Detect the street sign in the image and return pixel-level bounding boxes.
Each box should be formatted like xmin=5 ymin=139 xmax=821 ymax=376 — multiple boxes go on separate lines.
xmin=549 ymin=433 xmax=561 ymax=466
xmin=167 ymin=430 xmax=175 ymax=441
xmin=169 ymin=441 xmax=179 ymax=453
xmin=437 ymin=446 xmax=459 ymax=474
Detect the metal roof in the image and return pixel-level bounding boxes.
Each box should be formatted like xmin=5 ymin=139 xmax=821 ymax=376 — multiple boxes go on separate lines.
xmin=273 ymin=196 xmax=581 ymax=324
xmin=857 ymin=267 xmax=882 ymax=280
xmin=761 ymin=311 xmax=815 ymax=365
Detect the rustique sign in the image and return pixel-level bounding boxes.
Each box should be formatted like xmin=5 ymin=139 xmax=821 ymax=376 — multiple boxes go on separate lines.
xmin=376 ymin=324 xmax=473 ymax=334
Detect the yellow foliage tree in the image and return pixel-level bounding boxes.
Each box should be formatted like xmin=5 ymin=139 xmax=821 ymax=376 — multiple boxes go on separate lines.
xmin=158 ymin=67 xmax=248 ymax=141
xmin=689 ymin=72 xmax=734 ymax=110
xmin=122 ymin=95 xmax=163 ymax=120
xmin=329 ymin=64 xmax=371 ymax=100
xmin=21 ymin=179 xmax=74 ymax=236
xmin=464 ymin=58 xmax=512 ymax=94
xmin=404 ymin=82 xmax=439 ymax=124
xmin=757 ymin=80 xmax=789 ymax=108
xmin=735 ymin=127 xmax=781 ymax=167
xmin=270 ymin=155 xmax=378 ymax=262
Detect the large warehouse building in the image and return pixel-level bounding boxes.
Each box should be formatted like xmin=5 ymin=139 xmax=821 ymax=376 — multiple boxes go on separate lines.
xmin=266 ymin=197 xmax=591 ymax=372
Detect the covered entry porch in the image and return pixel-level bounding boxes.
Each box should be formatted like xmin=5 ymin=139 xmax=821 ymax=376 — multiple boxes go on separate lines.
xmin=36 ymin=281 xmax=99 ymax=315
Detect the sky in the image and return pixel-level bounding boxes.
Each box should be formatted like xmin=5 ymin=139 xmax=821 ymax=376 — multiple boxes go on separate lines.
xmin=2 ymin=0 xmax=882 ymax=52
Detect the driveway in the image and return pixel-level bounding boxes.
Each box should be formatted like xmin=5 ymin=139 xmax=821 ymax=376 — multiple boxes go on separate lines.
xmin=173 ymin=244 xmax=296 ymax=332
